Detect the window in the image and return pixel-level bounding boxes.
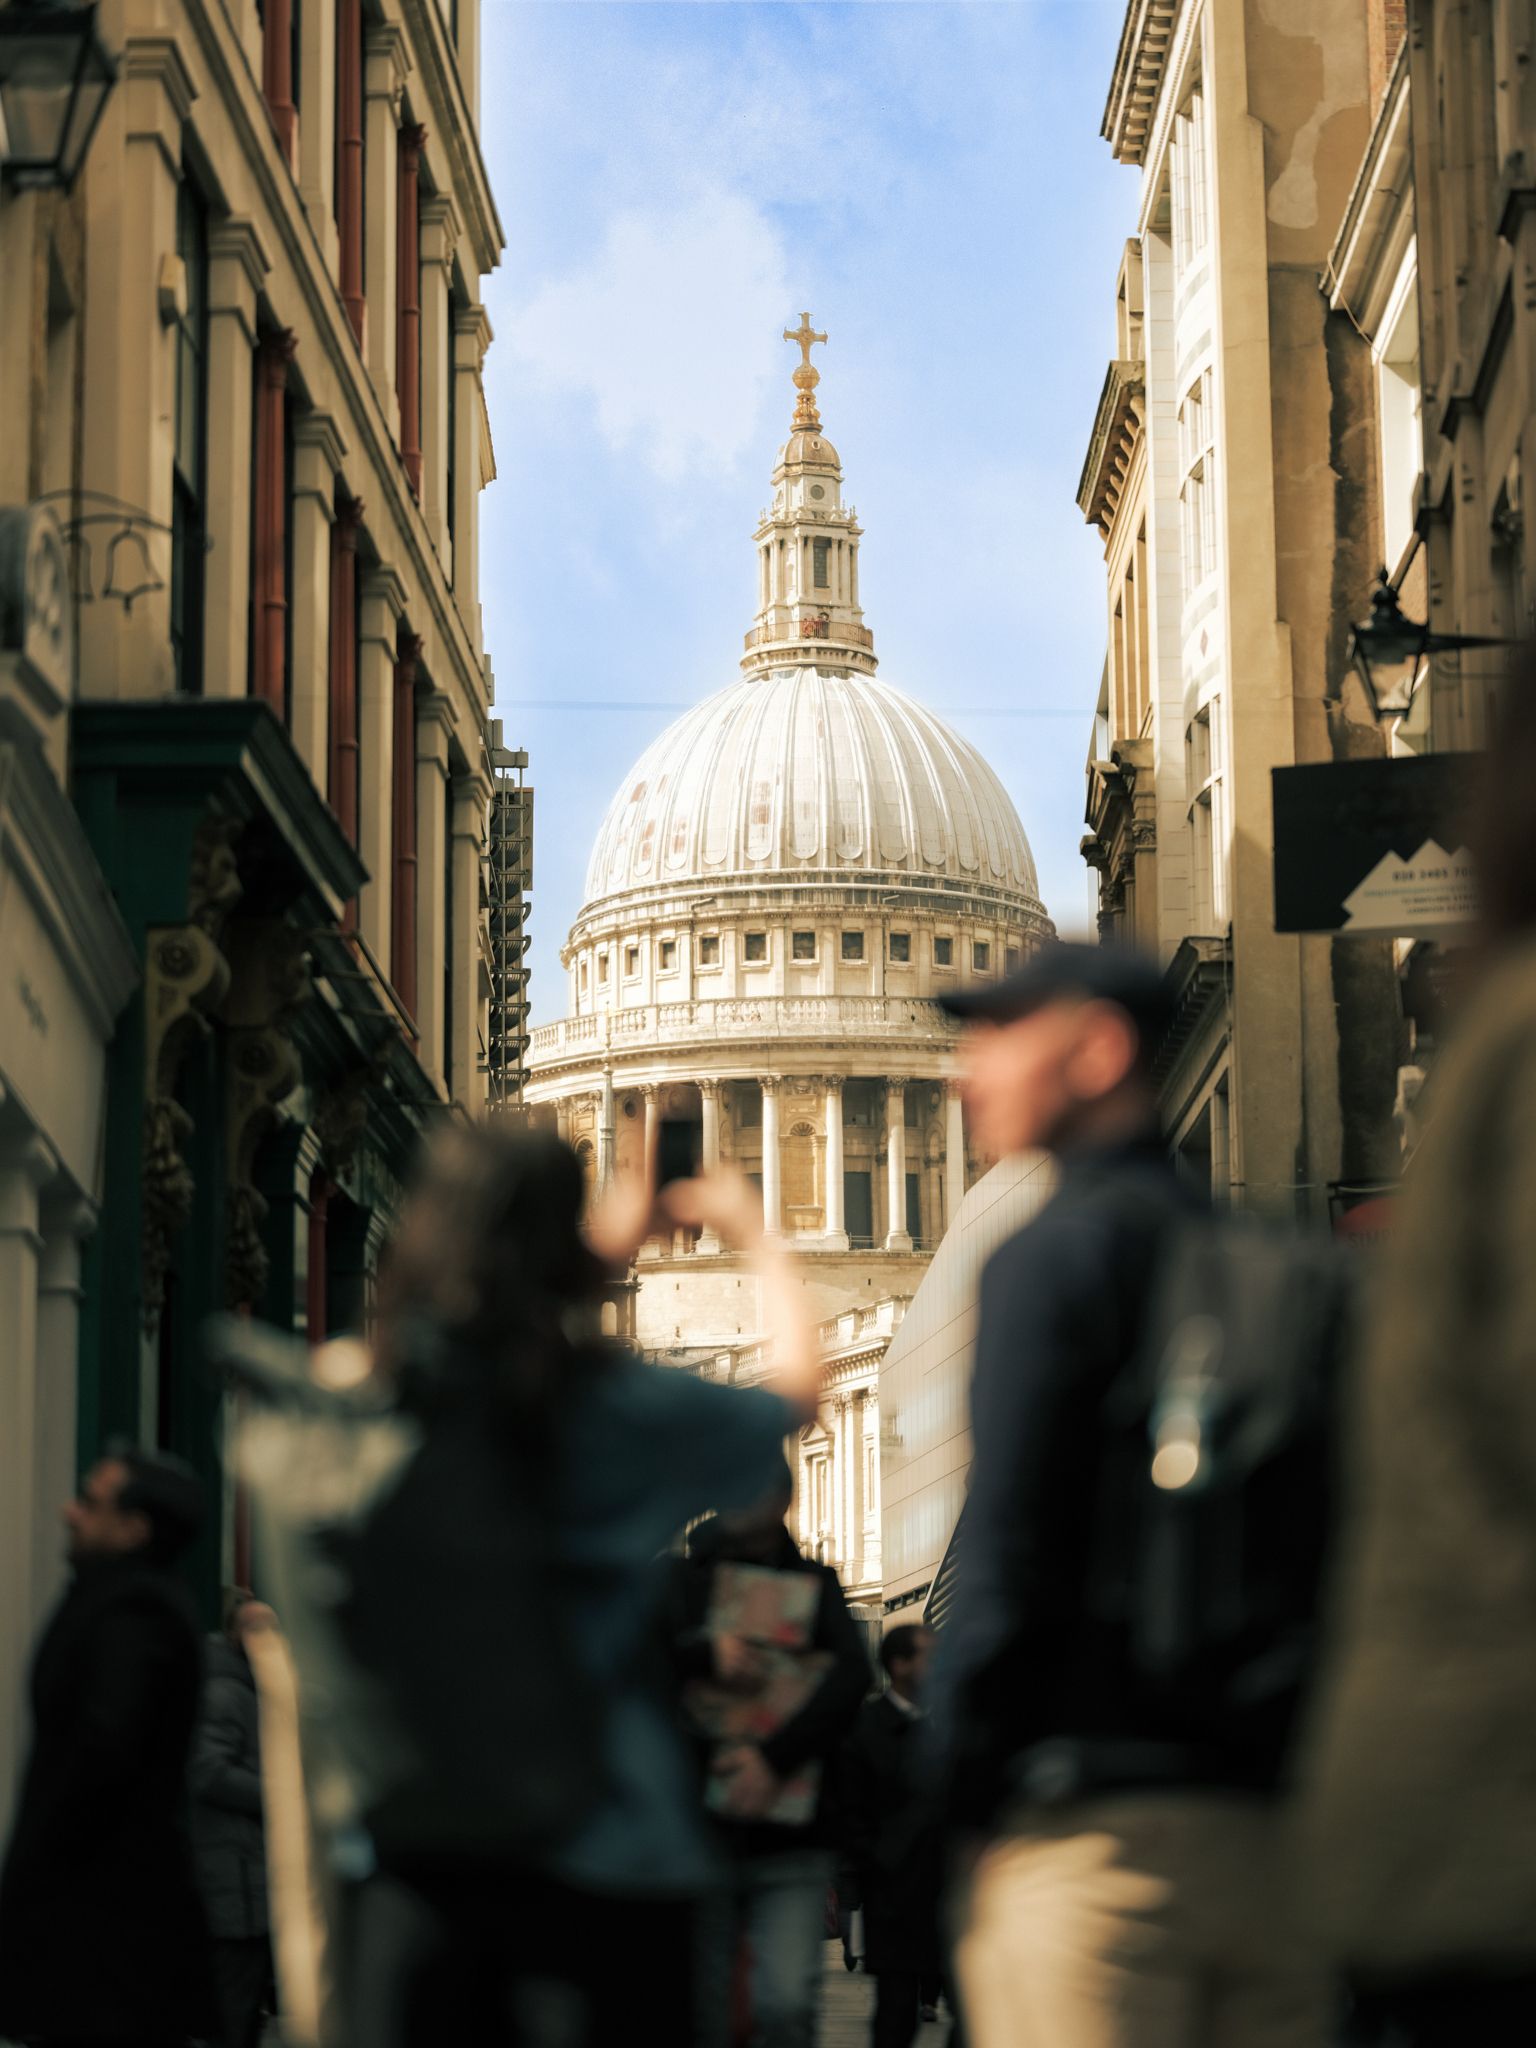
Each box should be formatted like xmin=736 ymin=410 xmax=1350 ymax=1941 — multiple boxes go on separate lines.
xmin=598 ymin=953 xmax=609 ymax=985
xmin=171 ymin=173 xmax=208 ymax=694
xmin=699 ymin=934 xmax=720 ymax=966
xmin=659 ymin=939 xmax=677 ymax=971
xmin=841 ymin=931 xmax=864 ymax=961
xmin=1179 ymin=368 xmax=1217 ymax=601
xmin=973 ymin=942 xmax=991 ymax=972
xmin=1172 ymin=88 xmax=1208 ymax=277
xmin=889 ymin=932 xmax=910 ymax=963
xmin=580 ymin=961 xmax=588 ymax=992
xmin=744 ymin=932 xmax=768 ymax=963
xmin=1006 ymin=947 xmax=1020 ymax=974
xmin=792 ymin=930 xmax=816 ymax=961
xmin=933 ymin=936 xmax=953 ymax=966
xmin=1187 ymin=697 xmax=1226 ymax=929
xmin=624 ymin=946 xmax=640 ymax=977
xmin=813 ymin=537 xmax=830 ymax=589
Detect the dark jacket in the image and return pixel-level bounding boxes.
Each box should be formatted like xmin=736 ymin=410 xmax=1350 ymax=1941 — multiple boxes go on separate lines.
xmin=189 ymin=1634 xmax=268 ymax=1940
xmin=931 ymin=1138 xmax=1228 ymax=1827
xmin=842 ymin=1692 xmax=942 ymax=1975
xmin=0 ymin=1551 xmax=219 ymax=2042
xmin=662 ymin=1520 xmax=871 ymax=1858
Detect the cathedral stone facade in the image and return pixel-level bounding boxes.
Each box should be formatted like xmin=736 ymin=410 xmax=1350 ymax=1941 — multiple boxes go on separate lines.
xmin=527 ymin=329 xmax=1052 ymax=1614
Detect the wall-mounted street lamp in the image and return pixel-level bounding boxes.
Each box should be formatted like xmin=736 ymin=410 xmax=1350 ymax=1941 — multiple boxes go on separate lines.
xmin=1348 ymin=569 xmax=1510 ymax=722
xmin=0 ymin=0 xmax=118 ymax=193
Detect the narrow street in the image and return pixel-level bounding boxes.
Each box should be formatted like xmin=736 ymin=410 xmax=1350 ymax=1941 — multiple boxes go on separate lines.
xmin=818 ymin=1947 xmax=956 ymax=2046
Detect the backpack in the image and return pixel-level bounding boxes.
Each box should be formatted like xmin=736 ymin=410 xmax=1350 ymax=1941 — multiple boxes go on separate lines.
xmin=1085 ymin=1201 xmax=1358 ymax=1765
xmin=204 ymin=1313 xmax=606 ymax=1865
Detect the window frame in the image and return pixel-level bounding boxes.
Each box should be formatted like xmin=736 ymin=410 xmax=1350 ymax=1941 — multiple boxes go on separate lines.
xmin=658 ymin=938 xmax=678 ymax=973
xmin=743 ymin=931 xmax=769 ymax=965
xmin=698 ymin=933 xmax=721 ymax=968
xmin=888 ymin=931 xmax=911 ymax=964
xmin=791 ymin=930 xmax=817 ymax=962
xmin=841 ymin=930 xmax=865 ymax=962
xmin=972 ymin=941 xmax=991 ymax=973
xmin=933 ymin=935 xmax=954 ymax=968
xmin=623 ymin=944 xmax=641 ymax=980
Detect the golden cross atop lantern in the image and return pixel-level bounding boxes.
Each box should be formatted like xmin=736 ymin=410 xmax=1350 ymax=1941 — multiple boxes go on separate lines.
xmin=784 ymin=312 xmax=827 ymax=431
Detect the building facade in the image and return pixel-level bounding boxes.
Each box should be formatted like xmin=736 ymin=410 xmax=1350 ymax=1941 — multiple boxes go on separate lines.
xmin=1078 ymin=0 xmax=1404 ymax=1219
xmin=0 ymin=0 xmax=507 ymax=1821
xmin=526 ymin=338 xmax=1053 ymax=1615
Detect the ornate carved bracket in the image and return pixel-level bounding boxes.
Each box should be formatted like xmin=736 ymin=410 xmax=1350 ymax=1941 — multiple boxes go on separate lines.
xmin=142 ymin=920 xmax=233 ymax=1327
xmin=221 ymin=919 xmax=313 ymax=1310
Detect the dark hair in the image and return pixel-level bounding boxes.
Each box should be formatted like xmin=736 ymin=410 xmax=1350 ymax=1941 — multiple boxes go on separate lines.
xmin=880 ymin=1623 xmax=931 ymax=1676
xmin=378 ymin=1123 xmax=609 ymax=1422
xmin=105 ymin=1442 xmax=205 ymax=1562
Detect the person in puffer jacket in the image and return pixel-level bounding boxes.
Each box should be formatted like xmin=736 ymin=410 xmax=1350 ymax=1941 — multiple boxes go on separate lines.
xmin=189 ymin=1589 xmax=274 ymax=2048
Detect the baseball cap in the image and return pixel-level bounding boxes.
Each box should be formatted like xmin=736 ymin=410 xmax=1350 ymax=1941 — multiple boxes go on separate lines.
xmin=936 ymin=941 xmax=1174 ymax=1042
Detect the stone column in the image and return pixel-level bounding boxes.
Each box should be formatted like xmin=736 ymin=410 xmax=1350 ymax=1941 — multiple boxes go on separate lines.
xmin=823 ymin=1075 xmax=847 ymax=1249
xmin=414 ymin=694 xmax=452 ymax=1091
xmin=698 ymin=1080 xmax=721 ymax=1253
xmin=391 ymin=633 xmax=423 ymax=1019
xmin=336 ymin=0 xmax=365 ymax=346
xmin=296 ymin=0 xmax=337 ymax=266
xmin=418 ymin=192 xmax=460 ymax=574
xmin=0 ymin=1127 xmax=57 ymax=1847
xmin=639 ymin=1084 xmax=660 ymax=1245
xmin=850 ymin=1387 xmax=867 ymax=1581
xmin=449 ymin=768 xmax=486 ymax=1112
xmin=452 ymin=306 xmax=493 ymax=650
xmin=289 ymin=413 xmax=345 ymax=783
xmin=203 ymin=223 xmax=266 ymax=700
xmin=598 ymin=1068 xmax=617 ymax=1191
xmin=357 ymin=568 xmax=404 ymax=964
xmin=945 ymin=1079 xmax=966 ymax=1234
xmin=35 ymin=1197 xmax=94 ymax=1628
xmin=885 ymin=1078 xmax=912 ymax=1252
xmin=554 ymin=1098 xmax=571 ymax=1145
xmin=363 ymin=24 xmax=407 ymax=434
xmin=396 ymin=123 xmax=426 ymax=498
xmin=252 ymin=329 xmax=297 ymax=716
xmin=760 ymin=1077 xmax=782 ymax=1236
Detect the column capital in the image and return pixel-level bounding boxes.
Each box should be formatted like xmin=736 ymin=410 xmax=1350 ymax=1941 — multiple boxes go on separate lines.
xmin=944 ymin=1075 xmax=964 ymax=1100
xmin=258 ymin=327 xmax=299 ymax=391
xmin=885 ymin=1075 xmax=910 ymax=1095
xmin=760 ymin=1074 xmax=782 ymax=1096
xmin=823 ymin=1073 xmax=844 ymax=1096
xmin=639 ymin=1081 xmax=658 ymax=1101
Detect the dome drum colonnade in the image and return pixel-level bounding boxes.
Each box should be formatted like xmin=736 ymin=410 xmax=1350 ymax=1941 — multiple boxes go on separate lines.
xmin=525 ymin=318 xmax=1052 ymax=1350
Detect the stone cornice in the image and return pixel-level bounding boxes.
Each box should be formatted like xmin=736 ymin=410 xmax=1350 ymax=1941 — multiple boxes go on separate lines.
xmin=208 ymin=217 xmax=273 ymax=302
xmin=1101 ymin=0 xmax=1179 ymax=167
xmin=1077 ymin=359 xmax=1145 ymax=537
xmin=292 ymin=409 xmax=349 ymax=475
xmin=125 ymin=35 xmax=199 ymax=124
xmin=398 ymin=0 xmax=503 ymax=279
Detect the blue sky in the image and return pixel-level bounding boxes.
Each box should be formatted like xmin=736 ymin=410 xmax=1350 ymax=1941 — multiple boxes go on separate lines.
xmin=477 ymin=0 xmax=1137 ymax=1024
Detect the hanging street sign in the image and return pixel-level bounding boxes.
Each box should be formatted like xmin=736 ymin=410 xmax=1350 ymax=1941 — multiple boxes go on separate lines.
xmin=1271 ymin=754 xmax=1485 ymax=938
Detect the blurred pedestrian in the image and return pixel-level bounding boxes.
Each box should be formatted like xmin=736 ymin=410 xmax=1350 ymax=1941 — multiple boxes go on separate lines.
xmin=843 ymin=1626 xmax=960 ymax=2048
xmin=0 ymin=1445 xmax=219 ymax=2048
xmin=1298 ymin=656 xmax=1536 ymax=2043
xmin=929 ymin=944 xmax=1336 ymax=2048
xmin=663 ymin=1472 xmax=870 ymax=2048
xmin=225 ymin=1124 xmax=822 ymax=2048
xmin=190 ymin=1587 xmax=277 ymax=2048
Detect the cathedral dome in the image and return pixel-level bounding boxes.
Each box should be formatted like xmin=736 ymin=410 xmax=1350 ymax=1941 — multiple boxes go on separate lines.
xmin=583 ymin=666 xmax=1042 ymax=911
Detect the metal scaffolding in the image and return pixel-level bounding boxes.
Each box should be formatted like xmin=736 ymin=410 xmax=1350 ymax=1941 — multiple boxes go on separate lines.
xmin=485 ymin=721 xmax=532 ymax=1113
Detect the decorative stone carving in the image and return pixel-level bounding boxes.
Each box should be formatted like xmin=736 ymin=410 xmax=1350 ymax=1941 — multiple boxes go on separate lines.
xmin=0 ymin=504 xmax=73 ymax=713
xmin=141 ymin=919 xmax=232 ymax=1327
xmin=221 ymin=920 xmax=313 ymax=1310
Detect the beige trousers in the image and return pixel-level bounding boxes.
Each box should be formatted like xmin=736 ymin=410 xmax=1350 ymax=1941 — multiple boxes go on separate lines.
xmin=951 ymin=1793 xmax=1328 ymax=2048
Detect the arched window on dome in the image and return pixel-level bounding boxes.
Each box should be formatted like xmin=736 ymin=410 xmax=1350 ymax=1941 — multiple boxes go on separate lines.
xmin=813 ymin=538 xmax=830 ymax=589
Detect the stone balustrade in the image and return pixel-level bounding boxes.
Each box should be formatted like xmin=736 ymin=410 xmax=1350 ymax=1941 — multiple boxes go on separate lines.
xmin=529 ymin=994 xmax=959 ymax=1064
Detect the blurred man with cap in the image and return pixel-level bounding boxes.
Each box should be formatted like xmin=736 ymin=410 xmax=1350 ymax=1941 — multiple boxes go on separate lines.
xmin=0 ymin=1445 xmax=219 ymax=2047
xmin=929 ymin=944 xmax=1328 ymax=2048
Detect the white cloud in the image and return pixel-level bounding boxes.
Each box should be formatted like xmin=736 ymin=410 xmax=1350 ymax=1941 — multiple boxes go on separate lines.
xmin=504 ymin=191 xmax=792 ymax=482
